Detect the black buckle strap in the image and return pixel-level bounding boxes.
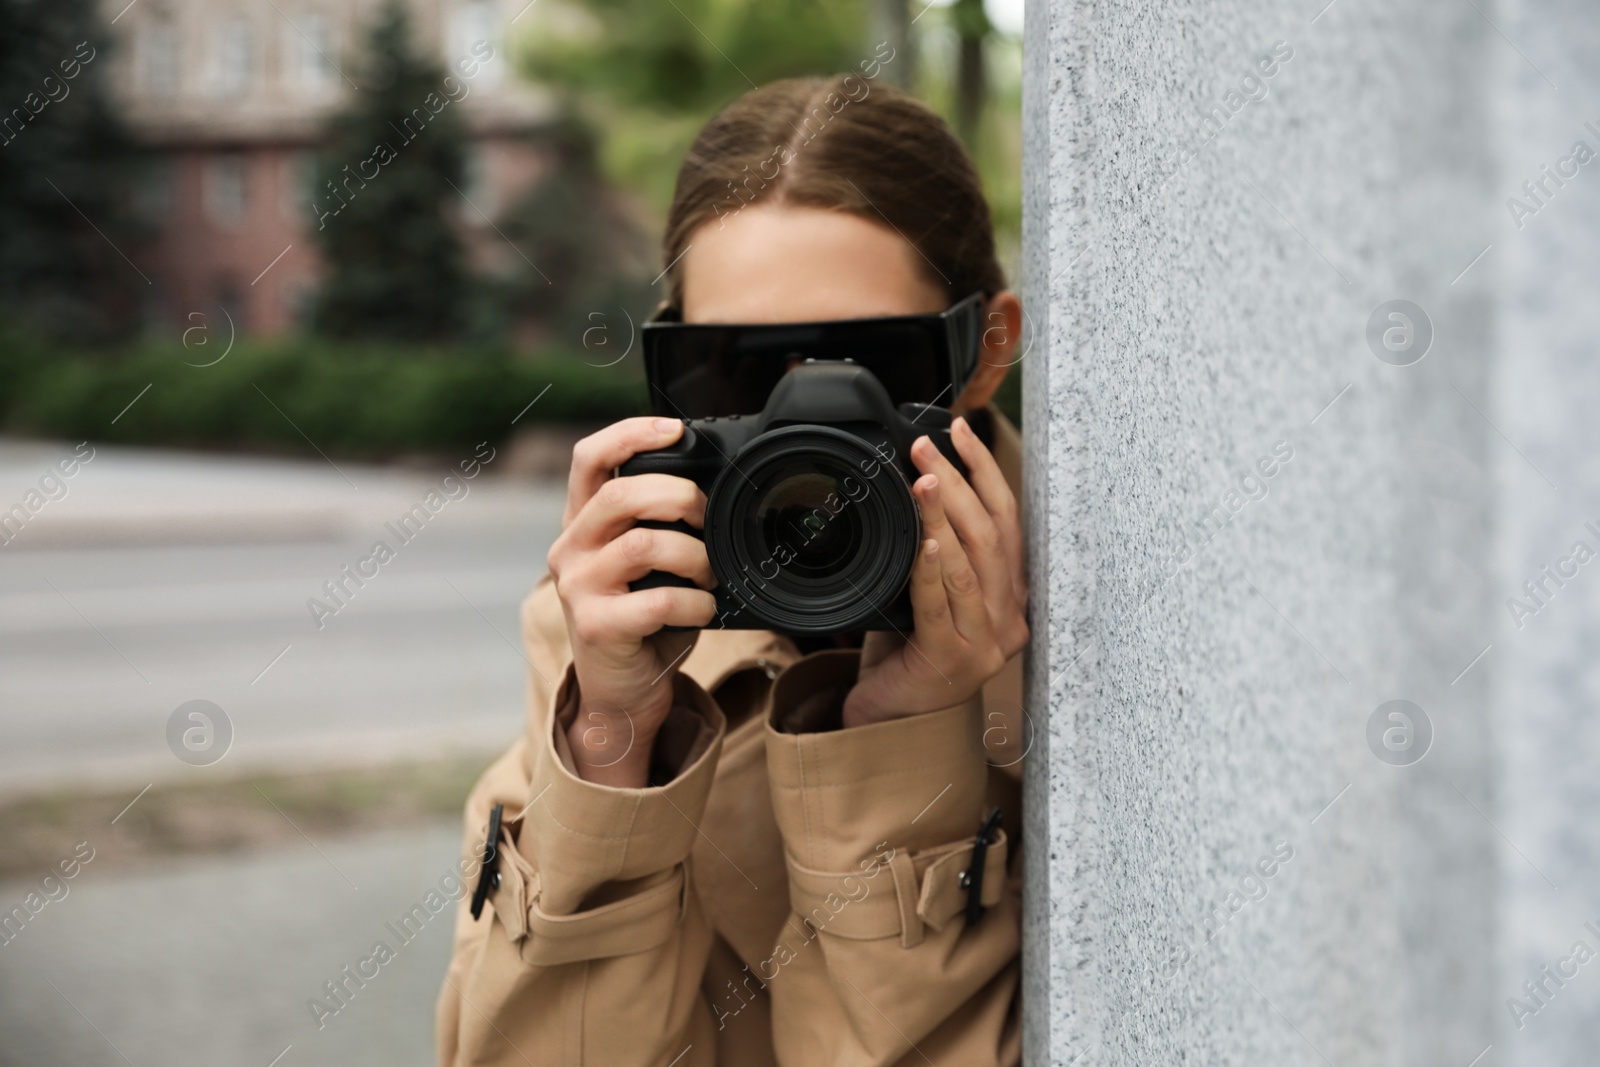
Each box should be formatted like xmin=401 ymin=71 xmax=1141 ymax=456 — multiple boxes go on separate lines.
xmin=962 ymin=806 xmax=1004 ymax=928
xmin=470 ymin=802 xmax=504 ymax=921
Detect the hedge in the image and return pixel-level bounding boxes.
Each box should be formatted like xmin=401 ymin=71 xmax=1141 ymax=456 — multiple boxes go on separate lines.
xmin=0 ymin=328 xmax=646 ymax=458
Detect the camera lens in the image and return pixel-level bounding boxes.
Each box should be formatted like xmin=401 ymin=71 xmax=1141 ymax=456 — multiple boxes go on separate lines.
xmin=754 ymin=468 xmax=863 ymax=579
xmin=703 ymin=426 xmax=920 ymax=633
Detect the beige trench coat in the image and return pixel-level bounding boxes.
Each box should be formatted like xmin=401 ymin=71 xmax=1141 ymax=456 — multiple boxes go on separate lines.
xmin=436 ymin=410 xmax=1025 ymax=1067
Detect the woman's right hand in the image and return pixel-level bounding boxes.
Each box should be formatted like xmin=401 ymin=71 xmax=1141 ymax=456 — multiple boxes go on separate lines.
xmin=546 ymin=417 xmax=718 ymax=787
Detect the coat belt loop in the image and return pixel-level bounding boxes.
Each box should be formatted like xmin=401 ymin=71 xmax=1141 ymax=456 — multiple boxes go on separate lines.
xmin=888 ymin=849 xmax=924 ymax=949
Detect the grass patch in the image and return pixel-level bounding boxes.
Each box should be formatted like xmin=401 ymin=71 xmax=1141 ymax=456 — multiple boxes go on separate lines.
xmin=0 ymin=756 xmax=492 ymax=881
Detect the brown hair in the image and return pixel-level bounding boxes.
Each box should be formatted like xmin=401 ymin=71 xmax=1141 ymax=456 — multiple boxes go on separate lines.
xmin=661 ymin=74 xmax=1005 ymax=310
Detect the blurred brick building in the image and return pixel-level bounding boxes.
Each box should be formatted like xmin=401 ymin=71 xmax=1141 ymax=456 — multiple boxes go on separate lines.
xmin=102 ymin=0 xmax=554 ymax=337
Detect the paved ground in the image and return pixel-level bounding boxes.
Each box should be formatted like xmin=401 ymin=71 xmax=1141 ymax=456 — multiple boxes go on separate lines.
xmin=0 ymin=822 xmax=463 ymax=1067
xmin=0 ymin=439 xmax=567 ymax=795
xmin=0 ymin=440 xmax=572 ymax=1065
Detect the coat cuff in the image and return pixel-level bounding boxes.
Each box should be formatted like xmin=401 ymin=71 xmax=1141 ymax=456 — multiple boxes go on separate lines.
xmin=508 ymin=662 xmax=725 ymax=917
xmin=764 ymin=650 xmax=990 ymax=872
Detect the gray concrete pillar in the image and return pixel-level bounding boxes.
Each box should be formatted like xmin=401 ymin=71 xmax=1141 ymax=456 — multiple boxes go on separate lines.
xmin=1493 ymin=0 xmax=1600 ymax=1059
xmin=1020 ymin=0 xmax=1499 ymax=1061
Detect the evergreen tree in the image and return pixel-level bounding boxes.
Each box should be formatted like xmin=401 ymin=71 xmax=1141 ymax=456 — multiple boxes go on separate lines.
xmin=494 ymin=116 xmax=653 ymax=342
xmin=310 ymin=1 xmax=471 ymax=342
xmin=0 ymin=0 xmax=139 ymax=343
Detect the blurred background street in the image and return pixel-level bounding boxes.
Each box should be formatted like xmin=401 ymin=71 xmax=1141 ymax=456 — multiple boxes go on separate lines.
xmin=0 ymin=0 xmax=1023 ymax=1060
xmin=0 ymin=439 xmax=567 ymax=1066
xmin=0 ymin=440 xmax=564 ymax=795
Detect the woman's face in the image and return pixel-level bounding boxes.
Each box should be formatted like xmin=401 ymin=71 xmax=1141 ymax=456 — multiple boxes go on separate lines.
xmin=680 ymin=204 xmax=1020 ymax=412
xmin=681 ymin=205 xmax=948 ymax=324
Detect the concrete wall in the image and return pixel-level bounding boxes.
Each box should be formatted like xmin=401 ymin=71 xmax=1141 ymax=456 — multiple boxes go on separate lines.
xmin=1493 ymin=0 xmax=1600 ymax=1058
xmin=1020 ymin=0 xmax=1501 ymax=1061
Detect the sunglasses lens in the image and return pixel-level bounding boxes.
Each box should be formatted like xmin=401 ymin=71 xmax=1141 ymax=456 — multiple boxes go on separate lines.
xmin=649 ymin=320 xmax=948 ymax=418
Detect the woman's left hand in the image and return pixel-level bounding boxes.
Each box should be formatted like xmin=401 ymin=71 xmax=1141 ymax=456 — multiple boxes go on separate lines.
xmin=842 ymin=416 xmax=1029 ymax=728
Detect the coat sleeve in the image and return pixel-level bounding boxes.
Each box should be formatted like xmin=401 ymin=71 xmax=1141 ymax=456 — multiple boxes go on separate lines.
xmin=435 ymin=576 xmax=728 ymax=1067
xmin=757 ymin=650 xmax=1022 ymax=1067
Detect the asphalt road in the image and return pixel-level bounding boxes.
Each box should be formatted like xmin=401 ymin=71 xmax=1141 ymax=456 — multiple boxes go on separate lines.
xmin=0 ymin=440 xmax=567 ymax=796
xmin=0 ymin=822 xmax=463 ymax=1067
xmin=0 ymin=439 xmax=571 ymax=1065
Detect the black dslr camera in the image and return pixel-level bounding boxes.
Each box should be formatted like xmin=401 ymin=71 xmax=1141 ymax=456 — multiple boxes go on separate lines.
xmin=619 ymin=361 xmax=966 ymax=633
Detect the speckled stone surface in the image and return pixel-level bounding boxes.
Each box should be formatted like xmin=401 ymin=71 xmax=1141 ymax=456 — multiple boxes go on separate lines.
xmin=1492 ymin=0 xmax=1600 ymax=1060
xmin=1020 ymin=1 xmax=1501 ymax=1062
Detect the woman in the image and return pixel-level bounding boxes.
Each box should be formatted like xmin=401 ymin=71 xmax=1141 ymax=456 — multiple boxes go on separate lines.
xmin=436 ymin=73 xmax=1028 ymax=1067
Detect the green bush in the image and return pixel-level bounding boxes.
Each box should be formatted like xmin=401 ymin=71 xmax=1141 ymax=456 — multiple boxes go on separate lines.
xmin=0 ymin=332 xmax=646 ymax=458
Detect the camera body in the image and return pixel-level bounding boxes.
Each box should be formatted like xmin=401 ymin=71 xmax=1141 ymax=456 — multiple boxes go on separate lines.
xmin=619 ymin=360 xmax=965 ymax=634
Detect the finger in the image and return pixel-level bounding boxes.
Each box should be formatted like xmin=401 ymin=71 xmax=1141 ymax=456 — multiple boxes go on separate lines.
xmin=570 ymin=585 xmax=717 ymax=646
xmin=949 ymin=417 xmax=1026 ymax=604
xmin=905 ymin=535 xmax=955 ymax=658
xmin=564 ymin=417 xmax=684 ymax=527
xmin=562 ymin=473 xmax=707 ymax=549
xmin=950 ymin=417 xmax=1022 ymax=556
xmin=911 ymin=434 xmax=1003 ymax=551
xmin=911 ymin=435 xmax=1014 ymax=616
xmin=913 ymin=475 xmax=990 ymax=641
xmin=581 ymin=527 xmax=714 ymax=591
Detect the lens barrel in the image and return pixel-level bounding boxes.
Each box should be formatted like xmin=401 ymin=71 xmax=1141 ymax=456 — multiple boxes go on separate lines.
xmin=704 ymin=425 xmax=920 ymax=633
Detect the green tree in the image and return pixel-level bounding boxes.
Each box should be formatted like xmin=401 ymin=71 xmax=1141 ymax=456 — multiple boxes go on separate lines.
xmin=492 ymin=115 xmax=654 ymax=342
xmin=949 ymin=0 xmax=993 ymax=148
xmin=518 ymin=0 xmax=868 ymax=209
xmin=311 ymin=2 xmax=471 ymax=342
xmin=0 ymin=0 xmax=139 ymax=343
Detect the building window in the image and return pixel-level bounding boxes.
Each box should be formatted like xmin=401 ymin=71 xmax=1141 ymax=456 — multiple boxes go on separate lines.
xmin=212 ymin=17 xmax=255 ymax=98
xmin=286 ymin=13 xmax=338 ymax=96
xmin=142 ymin=21 xmax=178 ymax=96
xmin=215 ymin=277 xmax=247 ymax=335
xmin=281 ymin=151 xmax=314 ymax=221
xmin=449 ymin=0 xmax=502 ymax=88
xmin=206 ymin=154 xmax=248 ymax=225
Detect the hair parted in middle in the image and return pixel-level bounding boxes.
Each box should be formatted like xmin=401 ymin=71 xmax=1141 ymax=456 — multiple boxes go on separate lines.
xmin=661 ymin=73 xmax=1005 ymax=311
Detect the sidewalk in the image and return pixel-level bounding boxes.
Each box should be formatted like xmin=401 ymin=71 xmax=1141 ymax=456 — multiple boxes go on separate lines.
xmin=0 ymin=439 xmax=568 ymax=796
xmin=0 ymin=822 xmax=462 ymax=1067
xmin=0 ymin=437 xmax=565 ymax=550
xmin=0 ymin=440 xmax=570 ymax=1066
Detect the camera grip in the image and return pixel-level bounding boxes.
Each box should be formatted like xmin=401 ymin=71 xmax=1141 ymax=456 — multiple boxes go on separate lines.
xmin=616 ymin=431 xmax=695 ymax=479
xmin=627 ymin=519 xmax=700 ymax=594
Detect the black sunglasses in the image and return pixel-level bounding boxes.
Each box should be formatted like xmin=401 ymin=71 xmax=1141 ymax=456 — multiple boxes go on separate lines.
xmin=642 ymin=292 xmax=986 ymax=420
